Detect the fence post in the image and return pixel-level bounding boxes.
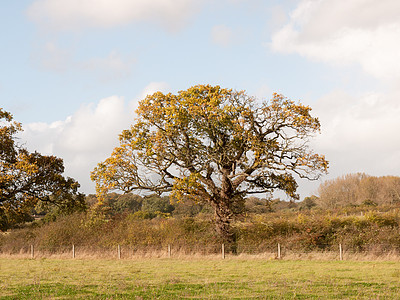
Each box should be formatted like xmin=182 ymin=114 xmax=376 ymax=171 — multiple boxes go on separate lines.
xmin=30 ymin=244 xmax=34 ymax=259
xmin=168 ymin=244 xmax=171 ymax=258
xmin=339 ymin=244 xmax=343 ymax=261
xmin=222 ymin=244 xmax=225 ymax=259
xmin=72 ymin=244 xmax=75 ymax=259
xmin=277 ymin=243 xmax=281 ymax=259
xmin=118 ymin=245 xmax=121 ymax=259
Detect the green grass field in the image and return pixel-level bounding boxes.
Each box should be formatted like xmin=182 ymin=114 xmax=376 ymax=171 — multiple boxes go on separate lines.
xmin=1 ymin=257 xmax=400 ymax=299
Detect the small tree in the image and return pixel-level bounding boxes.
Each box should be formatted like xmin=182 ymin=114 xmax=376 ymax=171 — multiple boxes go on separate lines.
xmin=142 ymin=194 xmax=175 ymax=215
xmin=0 ymin=108 xmax=85 ymax=230
xmin=301 ymin=195 xmax=318 ymax=210
xmin=91 ymin=85 xmax=328 ymax=251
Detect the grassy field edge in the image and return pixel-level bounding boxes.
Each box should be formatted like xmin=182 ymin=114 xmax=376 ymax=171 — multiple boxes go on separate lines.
xmin=1 ymin=257 xmax=400 ymax=299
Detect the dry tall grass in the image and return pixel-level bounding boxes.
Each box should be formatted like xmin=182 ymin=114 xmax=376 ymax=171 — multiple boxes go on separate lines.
xmin=2 ymin=246 xmax=400 ymax=261
xmin=2 ymin=209 xmax=400 ymax=261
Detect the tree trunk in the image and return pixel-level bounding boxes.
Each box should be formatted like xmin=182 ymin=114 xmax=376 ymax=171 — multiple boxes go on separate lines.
xmin=213 ymin=200 xmax=237 ymax=254
xmin=211 ymin=169 xmax=238 ymax=253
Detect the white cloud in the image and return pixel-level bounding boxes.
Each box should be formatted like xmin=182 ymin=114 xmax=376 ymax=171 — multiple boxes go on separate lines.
xmin=211 ymin=25 xmax=234 ymax=47
xmin=269 ymin=0 xmax=400 ymax=198
xmin=57 ymin=96 xmax=130 ymax=153
xmin=21 ymin=96 xmax=132 ymax=193
xmin=31 ymin=42 xmax=134 ymax=82
xmin=266 ymin=5 xmax=288 ymax=32
xmin=210 ymin=24 xmax=248 ymax=48
xmin=140 ymin=82 xmax=170 ymax=99
xmin=270 ymin=0 xmax=400 ymax=83
xmin=254 ymin=83 xmax=272 ymax=100
xmin=31 ymin=42 xmax=71 ymax=72
xmin=295 ymin=89 xmax=400 ymax=197
xmin=79 ymin=51 xmax=135 ymax=82
xmin=313 ymin=90 xmax=400 ymax=164
xmin=19 ymin=83 xmax=171 ymax=194
xmin=27 ymin=0 xmax=202 ymax=32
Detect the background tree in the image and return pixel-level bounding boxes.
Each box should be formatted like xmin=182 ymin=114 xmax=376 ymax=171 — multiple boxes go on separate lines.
xmin=91 ymin=85 xmax=328 ymax=251
xmin=300 ymin=195 xmax=318 ymax=210
xmin=109 ymin=193 xmax=143 ymax=214
xmin=317 ymin=173 xmax=365 ymax=209
xmin=141 ymin=194 xmax=175 ymax=215
xmin=245 ymin=196 xmax=275 ymax=214
xmin=0 ymin=108 xmax=85 ymax=230
xmin=317 ymin=173 xmax=400 ymax=209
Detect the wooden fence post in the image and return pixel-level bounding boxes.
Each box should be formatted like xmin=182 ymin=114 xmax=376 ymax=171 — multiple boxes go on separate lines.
xmin=72 ymin=244 xmax=75 ymax=258
xmin=118 ymin=245 xmax=121 ymax=259
xmin=168 ymin=244 xmax=171 ymax=258
xmin=30 ymin=244 xmax=34 ymax=259
xmin=222 ymin=244 xmax=225 ymax=259
xmin=277 ymin=243 xmax=281 ymax=260
xmin=339 ymin=244 xmax=343 ymax=261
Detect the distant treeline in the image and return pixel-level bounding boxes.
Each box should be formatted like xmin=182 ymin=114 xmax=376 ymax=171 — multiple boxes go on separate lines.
xmin=34 ymin=192 xmax=300 ymax=221
xmin=2 ymin=173 xmax=400 ymax=255
xmin=316 ymin=173 xmax=400 ymax=208
xmin=32 ymin=173 xmax=400 ymax=221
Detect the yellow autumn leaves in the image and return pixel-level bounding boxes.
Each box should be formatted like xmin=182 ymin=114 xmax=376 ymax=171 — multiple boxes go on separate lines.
xmin=91 ymin=84 xmax=328 ymax=204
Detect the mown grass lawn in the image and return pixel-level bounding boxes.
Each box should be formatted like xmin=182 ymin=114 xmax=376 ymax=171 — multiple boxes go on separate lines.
xmin=1 ymin=257 xmax=400 ymax=299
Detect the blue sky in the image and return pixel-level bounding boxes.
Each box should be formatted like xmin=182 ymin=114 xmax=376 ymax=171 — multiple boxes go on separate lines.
xmin=2 ymin=0 xmax=400 ymax=199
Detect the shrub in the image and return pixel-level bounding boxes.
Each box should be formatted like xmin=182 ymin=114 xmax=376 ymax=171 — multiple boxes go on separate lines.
xmin=2 ymin=205 xmax=400 ymax=255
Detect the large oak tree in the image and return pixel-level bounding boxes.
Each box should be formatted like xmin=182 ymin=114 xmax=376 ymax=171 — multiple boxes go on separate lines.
xmin=91 ymin=85 xmax=328 ymax=250
xmin=0 ymin=109 xmax=85 ymax=230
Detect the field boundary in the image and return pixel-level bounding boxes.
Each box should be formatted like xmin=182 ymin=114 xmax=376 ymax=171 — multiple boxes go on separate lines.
xmin=2 ymin=243 xmax=400 ymax=261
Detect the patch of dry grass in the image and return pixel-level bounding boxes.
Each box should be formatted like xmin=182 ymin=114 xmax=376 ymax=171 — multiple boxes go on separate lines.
xmin=3 ymin=246 xmax=400 ymax=262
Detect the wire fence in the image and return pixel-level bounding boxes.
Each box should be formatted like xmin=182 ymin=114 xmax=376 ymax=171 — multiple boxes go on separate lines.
xmin=2 ymin=242 xmax=400 ymax=260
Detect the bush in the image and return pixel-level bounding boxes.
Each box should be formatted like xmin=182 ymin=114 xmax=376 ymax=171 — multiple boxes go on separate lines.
xmin=2 ymin=205 xmax=400 ymax=255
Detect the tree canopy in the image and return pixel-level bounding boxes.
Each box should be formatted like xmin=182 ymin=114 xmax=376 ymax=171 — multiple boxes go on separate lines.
xmin=317 ymin=173 xmax=400 ymax=209
xmin=91 ymin=85 xmax=328 ymax=249
xmin=0 ymin=108 xmax=85 ymax=230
